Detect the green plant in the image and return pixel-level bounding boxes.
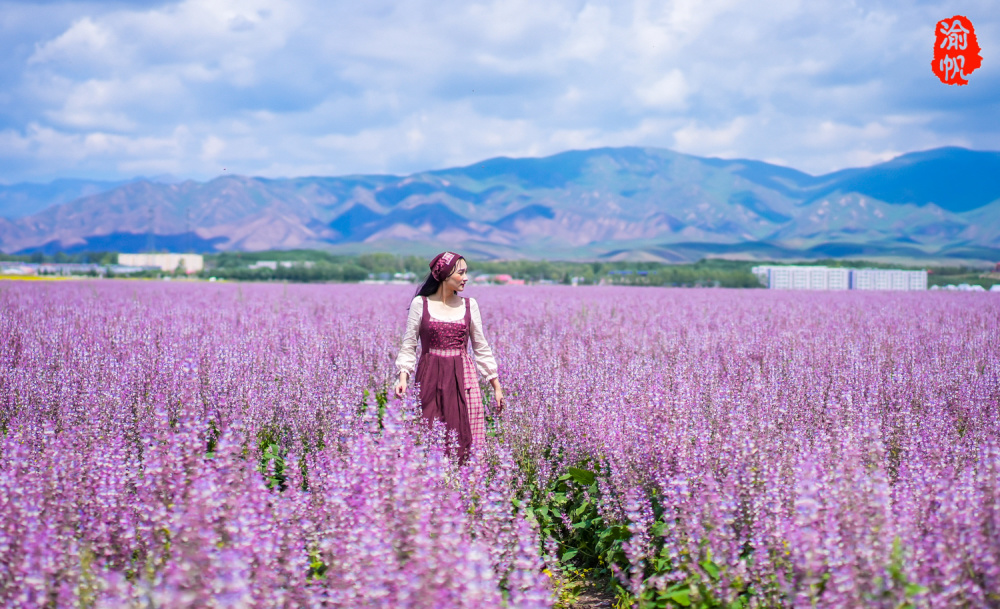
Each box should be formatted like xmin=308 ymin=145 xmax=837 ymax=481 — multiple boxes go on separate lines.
xmin=522 ymin=464 xmax=753 ymax=608
xmin=256 ymin=425 xmax=289 ymax=491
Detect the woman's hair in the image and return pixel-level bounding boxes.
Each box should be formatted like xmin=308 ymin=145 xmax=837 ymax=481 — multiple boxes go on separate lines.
xmin=413 ymin=257 xmax=465 ymax=297
xmin=414 ymin=272 xmax=441 ymax=297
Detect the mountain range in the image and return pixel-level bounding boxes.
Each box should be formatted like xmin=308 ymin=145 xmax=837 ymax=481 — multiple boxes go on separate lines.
xmin=2 ymin=146 xmax=999 ymax=263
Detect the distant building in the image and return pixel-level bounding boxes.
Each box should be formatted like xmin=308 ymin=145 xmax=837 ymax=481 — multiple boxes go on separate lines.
xmin=1 ymin=261 xmax=146 ymax=276
xmin=935 ymin=283 xmax=987 ymax=292
xmin=0 ymin=263 xmax=36 ymax=275
xmin=752 ymin=265 xmax=851 ymax=290
xmin=118 ymin=253 xmax=204 ymax=273
xmin=751 ymin=265 xmax=927 ymax=291
xmin=850 ymin=268 xmax=926 ymax=291
xmin=38 ymin=263 xmax=105 ymax=276
xmin=827 ymin=268 xmax=851 ymax=290
xmin=248 ymin=260 xmax=315 ymax=270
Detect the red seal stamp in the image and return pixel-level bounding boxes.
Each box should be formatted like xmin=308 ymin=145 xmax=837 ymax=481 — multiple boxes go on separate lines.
xmin=932 ymin=15 xmax=982 ymax=85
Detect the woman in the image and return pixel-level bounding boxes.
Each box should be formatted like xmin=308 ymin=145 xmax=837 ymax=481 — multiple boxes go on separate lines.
xmin=394 ymin=251 xmax=504 ymax=459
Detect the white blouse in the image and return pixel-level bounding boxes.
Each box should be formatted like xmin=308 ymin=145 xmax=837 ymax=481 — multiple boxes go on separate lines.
xmin=394 ymin=295 xmax=499 ymax=383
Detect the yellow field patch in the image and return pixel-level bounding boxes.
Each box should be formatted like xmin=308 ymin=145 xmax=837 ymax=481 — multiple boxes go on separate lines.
xmin=0 ymin=274 xmax=78 ymax=281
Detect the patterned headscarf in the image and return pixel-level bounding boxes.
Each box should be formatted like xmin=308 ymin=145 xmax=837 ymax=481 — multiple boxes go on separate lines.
xmin=429 ymin=251 xmax=463 ymax=281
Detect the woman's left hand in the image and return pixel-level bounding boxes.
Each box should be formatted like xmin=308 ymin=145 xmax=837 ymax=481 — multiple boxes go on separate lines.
xmin=489 ymin=378 xmax=505 ymax=415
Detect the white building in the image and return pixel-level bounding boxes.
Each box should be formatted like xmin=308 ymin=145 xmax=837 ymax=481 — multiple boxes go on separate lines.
xmin=850 ymin=268 xmax=926 ymax=291
xmin=751 ymin=265 xmax=927 ymax=291
xmin=248 ymin=260 xmax=316 ymax=270
xmin=118 ymin=253 xmax=204 ymax=273
xmin=0 ymin=263 xmax=37 ymax=275
xmin=827 ymin=268 xmax=851 ymax=290
xmin=249 ymin=260 xmax=278 ymax=270
xmin=752 ymin=265 xmax=852 ymax=290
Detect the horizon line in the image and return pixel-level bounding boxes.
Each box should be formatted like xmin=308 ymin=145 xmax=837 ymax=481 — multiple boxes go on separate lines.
xmin=2 ymin=144 xmax=996 ymax=187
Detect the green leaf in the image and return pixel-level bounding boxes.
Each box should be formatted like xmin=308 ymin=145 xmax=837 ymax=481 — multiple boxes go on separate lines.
xmin=701 ymin=559 xmax=720 ymax=580
xmin=658 ymin=589 xmax=691 ymax=606
xmin=567 ymin=466 xmax=596 ymax=486
xmin=561 ymin=548 xmax=579 ymax=562
xmin=598 ymin=525 xmax=628 ymax=543
xmin=905 ymin=583 xmax=928 ymax=596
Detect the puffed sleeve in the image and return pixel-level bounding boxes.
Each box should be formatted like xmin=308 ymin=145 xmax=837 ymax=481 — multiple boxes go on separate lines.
xmin=469 ymin=298 xmax=499 ymax=382
xmin=394 ymin=296 xmax=422 ymax=379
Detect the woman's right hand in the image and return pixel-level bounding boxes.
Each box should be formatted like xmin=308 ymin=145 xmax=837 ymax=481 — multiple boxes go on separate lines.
xmin=394 ymin=376 xmax=407 ymax=399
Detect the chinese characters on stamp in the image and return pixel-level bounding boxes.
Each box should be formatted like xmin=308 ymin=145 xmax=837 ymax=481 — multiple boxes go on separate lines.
xmin=932 ymin=16 xmax=982 ymax=85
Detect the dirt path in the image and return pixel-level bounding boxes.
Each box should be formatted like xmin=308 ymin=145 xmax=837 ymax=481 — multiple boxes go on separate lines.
xmin=568 ymin=586 xmax=617 ymax=608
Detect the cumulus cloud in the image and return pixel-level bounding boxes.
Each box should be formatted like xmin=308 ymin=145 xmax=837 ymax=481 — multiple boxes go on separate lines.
xmin=28 ymin=16 xmax=115 ymax=67
xmin=635 ymin=70 xmax=690 ymax=110
xmin=0 ymin=0 xmax=996 ymax=183
xmin=674 ymin=117 xmax=747 ymax=155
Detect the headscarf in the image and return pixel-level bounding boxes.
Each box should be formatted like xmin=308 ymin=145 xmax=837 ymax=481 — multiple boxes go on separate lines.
xmin=429 ymin=251 xmax=463 ymax=281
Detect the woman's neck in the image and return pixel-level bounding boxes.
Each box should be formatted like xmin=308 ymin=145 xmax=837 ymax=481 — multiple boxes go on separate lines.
xmin=432 ymin=285 xmax=460 ymax=305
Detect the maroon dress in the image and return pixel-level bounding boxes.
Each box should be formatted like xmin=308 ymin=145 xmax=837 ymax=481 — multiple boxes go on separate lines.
xmin=413 ymin=296 xmax=485 ymax=460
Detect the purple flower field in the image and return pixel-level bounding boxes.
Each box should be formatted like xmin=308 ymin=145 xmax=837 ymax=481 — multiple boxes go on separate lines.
xmin=1 ymin=281 xmax=998 ymax=608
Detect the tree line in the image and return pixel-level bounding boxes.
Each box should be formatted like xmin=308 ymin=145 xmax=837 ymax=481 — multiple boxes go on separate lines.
xmin=204 ymin=252 xmax=766 ymax=287
xmin=4 ymin=249 xmax=992 ymax=288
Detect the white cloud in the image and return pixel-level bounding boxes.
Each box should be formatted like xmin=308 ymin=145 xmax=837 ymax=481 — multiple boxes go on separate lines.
xmin=44 ymin=79 xmax=137 ymax=131
xmin=200 ymin=135 xmax=226 ymax=161
xmin=673 ymin=117 xmax=748 ymax=155
xmin=0 ymin=122 xmax=190 ymax=164
xmin=635 ymin=70 xmax=689 ymax=109
xmin=0 ymin=0 xmax=997 ymax=182
xmin=28 ymin=17 xmax=116 ymax=67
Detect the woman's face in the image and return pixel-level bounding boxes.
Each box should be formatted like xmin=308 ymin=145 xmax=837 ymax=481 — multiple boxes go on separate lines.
xmin=444 ymin=259 xmax=468 ymax=293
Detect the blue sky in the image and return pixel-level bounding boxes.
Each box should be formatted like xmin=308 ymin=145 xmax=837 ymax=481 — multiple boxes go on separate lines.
xmin=0 ymin=0 xmax=996 ymax=183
